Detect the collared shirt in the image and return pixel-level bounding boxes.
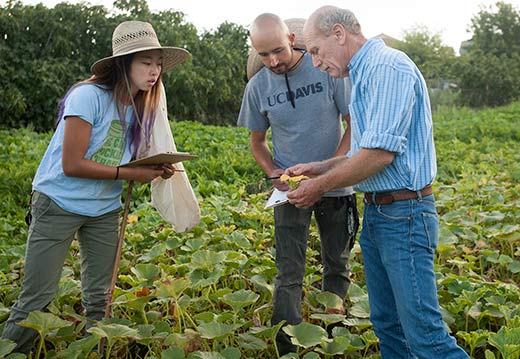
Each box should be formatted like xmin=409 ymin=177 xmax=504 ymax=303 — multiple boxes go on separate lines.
xmin=347 ymin=38 xmax=437 ymax=193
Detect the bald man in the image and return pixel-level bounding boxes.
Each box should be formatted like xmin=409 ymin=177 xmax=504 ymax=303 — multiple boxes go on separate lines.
xmin=237 ymin=13 xmax=358 ymax=355
xmin=286 ymin=6 xmax=469 ymax=359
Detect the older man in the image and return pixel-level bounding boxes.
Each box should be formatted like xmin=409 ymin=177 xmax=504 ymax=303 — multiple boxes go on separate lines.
xmin=286 ymin=6 xmax=469 ymax=359
xmin=237 ymin=13 xmax=358 ymax=356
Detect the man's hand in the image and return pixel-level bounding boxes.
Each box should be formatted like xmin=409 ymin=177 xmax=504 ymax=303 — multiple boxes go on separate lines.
xmin=269 ymin=168 xmax=289 ymax=191
xmin=287 ymin=177 xmax=324 ymax=208
xmin=285 ymin=161 xmax=324 ymax=178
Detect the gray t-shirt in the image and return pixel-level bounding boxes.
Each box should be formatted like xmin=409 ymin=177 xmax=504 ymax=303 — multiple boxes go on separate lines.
xmin=237 ymin=52 xmax=353 ymax=196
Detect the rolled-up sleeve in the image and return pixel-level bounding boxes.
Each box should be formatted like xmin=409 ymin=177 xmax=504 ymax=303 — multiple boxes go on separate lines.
xmin=360 ymin=131 xmax=407 ymax=153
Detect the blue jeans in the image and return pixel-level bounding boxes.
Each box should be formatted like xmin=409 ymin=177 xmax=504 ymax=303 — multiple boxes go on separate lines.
xmin=272 ymin=194 xmax=358 ymax=355
xmin=360 ymin=194 xmax=469 ymax=359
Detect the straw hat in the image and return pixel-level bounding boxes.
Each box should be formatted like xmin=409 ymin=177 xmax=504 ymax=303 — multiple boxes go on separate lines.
xmin=91 ymin=21 xmax=190 ymax=76
xmin=246 ymin=18 xmax=306 ymax=80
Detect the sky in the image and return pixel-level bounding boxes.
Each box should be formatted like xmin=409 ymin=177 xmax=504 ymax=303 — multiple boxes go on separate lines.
xmin=8 ymin=0 xmax=520 ymax=54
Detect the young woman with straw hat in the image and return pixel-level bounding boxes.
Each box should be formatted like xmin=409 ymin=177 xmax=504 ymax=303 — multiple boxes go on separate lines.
xmin=1 ymin=20 xmax=190 ymax=353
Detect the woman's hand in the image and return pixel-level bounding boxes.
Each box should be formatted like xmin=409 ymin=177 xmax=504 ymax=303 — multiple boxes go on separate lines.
xmin=125 ymin=165 xmax=165 ymax=183
xmin=160 ymin=163 xmax=176 ymax=179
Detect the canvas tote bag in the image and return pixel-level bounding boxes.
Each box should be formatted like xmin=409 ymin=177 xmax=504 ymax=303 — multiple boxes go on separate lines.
xmin=137 ymin=84 xmax=200 ymax=232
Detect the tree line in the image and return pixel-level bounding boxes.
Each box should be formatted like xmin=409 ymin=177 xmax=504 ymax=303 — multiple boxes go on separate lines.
xmin=0 ymin=0 xmax=519 ymax=131
xmin=0 ymin=0 xmax=249 ymax=130
xmin=393 ymin=1 xmax=520 ymax=109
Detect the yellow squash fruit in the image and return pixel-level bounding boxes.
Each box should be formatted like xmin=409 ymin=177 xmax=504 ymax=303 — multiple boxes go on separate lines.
xmin=280 ymin=174 xmax=309 ymax=189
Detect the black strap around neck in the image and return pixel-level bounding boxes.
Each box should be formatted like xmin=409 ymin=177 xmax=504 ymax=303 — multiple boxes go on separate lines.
xmin=284 ymin=49 xmax=306 ymax=109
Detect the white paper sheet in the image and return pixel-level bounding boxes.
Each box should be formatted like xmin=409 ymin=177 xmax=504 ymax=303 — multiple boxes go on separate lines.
xmin=264 ymin=188 xmax=289 ymax=209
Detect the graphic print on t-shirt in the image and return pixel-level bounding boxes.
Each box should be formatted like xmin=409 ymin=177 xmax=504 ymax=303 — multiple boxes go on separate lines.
xmin=267 ymin=81 xmax=323 ymax=107
xmin=91 ymin=120 xmax=126 ymax=166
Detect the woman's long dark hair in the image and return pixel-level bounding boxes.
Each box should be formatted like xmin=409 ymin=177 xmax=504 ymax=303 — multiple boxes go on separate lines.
xmin=56 ymin=52 xmax=163 ymax=158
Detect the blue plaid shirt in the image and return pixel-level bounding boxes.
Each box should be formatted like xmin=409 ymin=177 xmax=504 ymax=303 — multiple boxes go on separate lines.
xmin=347 ymin=38 xmax=436 ymax=193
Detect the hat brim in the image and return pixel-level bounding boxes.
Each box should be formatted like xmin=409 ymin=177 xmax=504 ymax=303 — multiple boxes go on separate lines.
xmin=90 ymin=46 xmax=191 ymax=76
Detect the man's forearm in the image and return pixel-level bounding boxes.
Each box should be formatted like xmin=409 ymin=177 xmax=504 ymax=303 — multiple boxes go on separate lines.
xmin=252 ymin=146 xmax=276 ymax=175
xmin=249 ymin=130 xmax=278 ymax=176
xmin=333 ymin=114 xmax=352 ymax=157
xmin=317 ymin=148 xmax=394 ymax=192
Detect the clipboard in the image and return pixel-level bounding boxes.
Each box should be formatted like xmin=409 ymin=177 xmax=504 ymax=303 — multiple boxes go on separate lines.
xmin=119 ymin=152 xmax=197 ymax=168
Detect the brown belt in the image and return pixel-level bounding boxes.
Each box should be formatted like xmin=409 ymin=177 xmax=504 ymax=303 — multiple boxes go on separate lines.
xmin=364 ymin=185 xmax=433 ymax=205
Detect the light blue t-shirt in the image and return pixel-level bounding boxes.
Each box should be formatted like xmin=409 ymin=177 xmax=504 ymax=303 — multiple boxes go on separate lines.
xmin=347 ymin=38 xmax=437 ymax=192
xmin=33 ymin=84 xmax=135 ymax=216
xmin=238 ymin=53 xmax=353 ymax=197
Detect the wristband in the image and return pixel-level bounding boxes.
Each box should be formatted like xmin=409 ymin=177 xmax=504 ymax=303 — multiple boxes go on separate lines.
xmin=114 ymin=167 xmax=120 ymax=180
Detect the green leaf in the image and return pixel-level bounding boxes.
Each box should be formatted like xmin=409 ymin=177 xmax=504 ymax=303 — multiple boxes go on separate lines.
xmin=237 ymin=333 xmax=267 ymax=350
xmin=249 ymin=321 xmax=286 ymax=340
xmin=349 ymin=299 xmax=371 ymax=318
xmin=221 ymin=289 xmax=259 ymax=312
xmin=194 ymin=312 xmax=217 ymax=324
xmin=457 ymin=330 xmax=489 ymax=352
xmin=18 ymin=311 xmax=71 ymax=336
xmin=498 ymin=254 xmax=513 ymax=266
xmin=508 ymin=260 xmax=520 ymax=273
xmin=302 ymin=352 xmax=320 ymax=359
xmin=315 ymin=291 xmax=343 ymax=310
xmin=156 ymin=278 xmax=191 ymax=300
xmin=228 ymin=232 xmax=252 ymax=249
xmin=17 ymin=310 xmax=73 ymax=358
xmin=53 ymin=335 xmax=99 ymax=358
xmin=0 ymin=338 xmax=16 ymax=357
xmin=190 ymin=250 xmax=227 ymax=270
xmin=342 ymin=317 xmax=372 ymax=330
xmin=220 ymin=347 xmax=241 ymax=359
xmin=182 ymin=237 xmax=206 ymax=252
xmin=360 ymin=330 xmax=379 ymax=345
xmin=189 ymin=268 xmax=225 ymax=289
xmin=316 ymin=335 xmax=351 ymax=355
xmin=439 ymin=226 xmax=459 ymax=245
xmin=189 ymin=351 xmax=226 ymax=359
xmin=467 ymin=303 xmax=482 ymax=319
xmin=250 ymin=274 xmax=274 ymax=295
xmin=478 ymin=211 xmax=505 ymax=223
xmin=136 ymin=324 xmax=155 ymax=338
xmin=113 ymin=295 xmax=152 ymax=312
xmin=347 ymin=283 xmax=367 ymax=303
xmin=153 ymin=320 xmax=171 ymax=334
xmin=131 ymin=263 xmax=161 ymax=284
xmin=283 ymin=322 xmax=329 ymax=348
xmin=196 ymin=322 xmax=241 ymax=339
xmin=139 ymin=243 xmax=166 ymax=262
xmin=488 ymin=327 xmax=520 ymax=357
xmin=87 ymin=323 xmax=139 ymax=341
xmin=5 ymin=353 xmax=26 ymax=359
xmin=310 ymin=313 xmax=345 ymax=325
xmin=498 ymin=229 xmax=520 ymax=242
xmin=162 ymin=347 xmax=185 ymax=359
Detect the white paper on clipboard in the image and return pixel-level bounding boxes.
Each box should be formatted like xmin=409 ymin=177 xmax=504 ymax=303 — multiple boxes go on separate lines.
xmin=264 ymin=188 xmax=289 ymax=209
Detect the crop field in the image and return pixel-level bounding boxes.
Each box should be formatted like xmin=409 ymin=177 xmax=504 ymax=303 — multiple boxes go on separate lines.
xmin=0 ymin=102 xmax=519 ymax=358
